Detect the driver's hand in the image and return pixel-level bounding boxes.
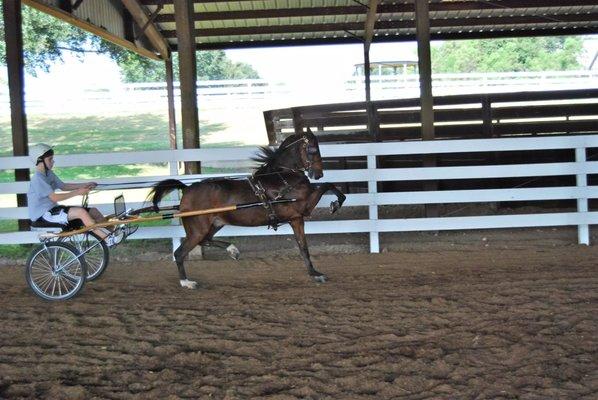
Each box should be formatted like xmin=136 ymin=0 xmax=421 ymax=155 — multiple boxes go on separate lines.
xmin=78 ymin=187 xmax=91 ymax=195
xmin=86 ymin=182 xmax=98 ymax=189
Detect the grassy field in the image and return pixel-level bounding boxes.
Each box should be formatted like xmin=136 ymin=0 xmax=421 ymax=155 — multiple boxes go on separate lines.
xmin=0 ymin=111 xmax=263 ymax=258
xmin=0 ymin=112 xmax=244 ymax=182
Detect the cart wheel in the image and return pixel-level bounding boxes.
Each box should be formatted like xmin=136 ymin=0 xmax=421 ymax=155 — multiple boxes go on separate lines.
xmin=25 ymin=242 xmax=87 ymax=301
xmin=59 ymin=231 xmax=109 ymax=281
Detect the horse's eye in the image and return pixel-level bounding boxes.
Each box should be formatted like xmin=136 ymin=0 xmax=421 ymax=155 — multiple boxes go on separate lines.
xmin=307 ymin=146 xmax=318 ymax=155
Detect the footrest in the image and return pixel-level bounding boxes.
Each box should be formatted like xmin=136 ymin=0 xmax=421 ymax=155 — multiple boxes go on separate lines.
xmin=30 ymin=226 xmax=63 ymax=233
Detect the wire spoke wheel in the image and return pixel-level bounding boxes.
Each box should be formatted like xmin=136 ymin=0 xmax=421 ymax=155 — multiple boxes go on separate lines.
xmin=59 ymin=231 xmax=109 ymax=281
xmin=25 ymin=242 xmax=87 ymax=301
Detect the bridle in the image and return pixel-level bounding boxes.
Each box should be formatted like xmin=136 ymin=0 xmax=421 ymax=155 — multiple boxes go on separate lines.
xmin=276 ymin=133 xmax=319 ymax=173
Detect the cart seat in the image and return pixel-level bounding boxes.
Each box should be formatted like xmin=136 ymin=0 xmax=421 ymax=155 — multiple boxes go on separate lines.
xmin=30 ymin=219 xmax=85 ymax=232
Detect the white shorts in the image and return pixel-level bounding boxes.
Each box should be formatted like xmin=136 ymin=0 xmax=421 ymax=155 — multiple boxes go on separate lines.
xmin=40 ymin=207 xmax=69 ymax=225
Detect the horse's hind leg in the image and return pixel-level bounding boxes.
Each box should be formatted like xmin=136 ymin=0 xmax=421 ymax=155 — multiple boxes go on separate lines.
xmin=289 ymin=218 xmax=327 ymax=283
xmin=201 ymin=225 xmax=240 ymax=260
xmin=174 ymin=217 xmax=211 ymax=289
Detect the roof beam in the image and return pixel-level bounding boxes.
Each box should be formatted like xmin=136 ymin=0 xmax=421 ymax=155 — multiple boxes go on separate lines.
xmin=364 ymin=0 xmax=380 ymax=52
xmin=168 ymin=24 xmax=598 ymax=51
xmin=121 ymin=0 xmax=170 ymax=60
xmin=161 ymin=13 xmax=598 ymax=38
xmin=23 ymin=0 xmax=161 ymax=60
xmin=151 ymin=0 xmax=598 ymax=23
xmin=143 ymin=0 xmax=598 ymax=7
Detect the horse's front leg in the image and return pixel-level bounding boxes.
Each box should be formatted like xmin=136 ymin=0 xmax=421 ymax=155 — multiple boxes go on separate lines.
xmin=305 ymin=183 xmax=346 ymax=214
xmin=323 ymin=182 xmax=346 ymax=214
xmin=289 ymin=218 xmax=327 ymax=283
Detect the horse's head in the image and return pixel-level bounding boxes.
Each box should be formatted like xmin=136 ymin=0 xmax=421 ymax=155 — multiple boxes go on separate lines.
xmin=280 ymin=128 xmax=324 ymax=179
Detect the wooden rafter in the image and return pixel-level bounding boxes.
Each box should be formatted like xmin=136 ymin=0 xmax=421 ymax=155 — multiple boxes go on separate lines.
xmin=363 ymin=0 xmax=380 ymax=51
xmin=22 ymin=0 xmax=161 ymax=60
xmin=121 ymin=0 xmax=170 ymax=60
xmin=149 ymin=0 xmax=598 ymax=22
xmin=159 ymin=13 xmax=598 ymax=38
xmin=142 ymin=0 xmax=598 ymax=7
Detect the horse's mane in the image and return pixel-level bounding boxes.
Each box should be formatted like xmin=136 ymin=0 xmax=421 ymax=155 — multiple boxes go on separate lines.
xmin=251 ymin=145 xmax=278 ymax=167
xmin=252 ymin=135 xmax=298 ymax=173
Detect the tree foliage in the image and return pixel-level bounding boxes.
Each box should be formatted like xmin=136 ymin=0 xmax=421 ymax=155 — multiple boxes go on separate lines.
xmin=0 ymin=2 xmax=259 ymax=81
xmin=0 ymin=1 xmax=102 ymax=75
xmin=115 ymin=50 xmax=260 ymax=83
xmin=431 ymin=37 xmax=584 ymax=73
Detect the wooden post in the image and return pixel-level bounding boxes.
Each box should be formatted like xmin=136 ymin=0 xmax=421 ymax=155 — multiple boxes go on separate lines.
xmin=415 ymin=0 xmax=434 ymax=141
xmin=165 ymin=55 xmax=177 ymax=150
xmin=481 ymin=95 xmax=493 ymax=138
xmin=415 ymin=0 xmax=438 ymax=218
xmin=292 ymin=108 xmax=304 ymax=135
xmin=174 ymin=0 xmax=200 ymax=174
xmin=363 ymin=0 xmax=380 ymax=142
xmin=3 ymin=0 xmax=30 ymax=231
xmin=165 ymin=54 xmax=181 ymax=253
xmin=364 ymin=44 xmax=372 ymax=104
xmin=263 ymin=110 xmax=277 ymax=145
xmin=364 ymin=45 xmax=379 ymax=141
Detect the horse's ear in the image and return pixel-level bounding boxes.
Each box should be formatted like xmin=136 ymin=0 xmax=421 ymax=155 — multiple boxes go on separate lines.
xmin=306 ymin=127 xmax=313 ymax=134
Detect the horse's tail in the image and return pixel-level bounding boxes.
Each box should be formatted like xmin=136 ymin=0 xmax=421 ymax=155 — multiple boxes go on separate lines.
xmin=148 ymin=179 xmax=187 ymax=211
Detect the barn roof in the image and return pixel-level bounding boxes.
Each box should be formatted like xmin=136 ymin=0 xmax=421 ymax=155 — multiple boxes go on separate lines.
xmin=152 ymin=0 xmax=598 ymax=50
xmin=23 ymin=0 xmax=598 ymax=59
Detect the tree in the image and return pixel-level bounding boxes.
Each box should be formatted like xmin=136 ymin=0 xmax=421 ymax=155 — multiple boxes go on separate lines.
xmin=431 ymin=37 xmax=584 ymax=73
xmin=115 ymin=50 xmax=260 ymax=83
xmin=0 ymin=1 xmax=259 ymax=81
xmin=1 ymin=1 xmax=102 ymax=75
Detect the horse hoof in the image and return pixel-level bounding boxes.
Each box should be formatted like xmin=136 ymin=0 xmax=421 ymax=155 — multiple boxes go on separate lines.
xmin=180 ymin=279 xmax=198 ymax=289
xmin=312 ymin=274 xmax=328 ymax=283
xmin=226 ymin=244 xmax=240 ymax=260
xmin=330 ymin=201 xmax=340 ymax=214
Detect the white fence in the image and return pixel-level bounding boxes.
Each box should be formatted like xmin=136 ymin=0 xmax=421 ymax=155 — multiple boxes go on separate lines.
xmin=1 ymin=135 xmax=597 ymax=250
xmin=2 ymin=70 xmax=597 ymax=114
xmin=346 ymin=70 xmax=598 ymax=99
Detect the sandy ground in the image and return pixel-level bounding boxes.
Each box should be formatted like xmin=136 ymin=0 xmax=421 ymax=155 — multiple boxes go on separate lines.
xmin=0 ymin=230 xmax=597 ymax=400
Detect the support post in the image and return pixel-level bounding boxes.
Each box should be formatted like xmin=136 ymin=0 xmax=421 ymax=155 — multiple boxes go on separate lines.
xmin=165 ymin=55 xmax=181 ymax=253
xmin=174 ymin=0 xmax=200 ymax=174
xmin=364 ymin=44 xmax=372 ymax=104
xmin=364 ymin=45 xmax=379 ymax=141
xmin=165 ymin=55 xmax=177 ymax=150
xmin=415 ymin=0 xmax=438 ymax=218
xmin=367 ymin=155 xmax=379 ymax=253
xmin=363 ymin=0 xmax=379 ymax=142
xmin=576 ymin=148 xmax=589 ymax=245
xmin=3 ymin=0 xmax=30 ymax=231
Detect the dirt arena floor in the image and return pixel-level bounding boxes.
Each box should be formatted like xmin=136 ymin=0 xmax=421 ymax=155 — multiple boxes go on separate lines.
xmin=0 ymin=231 xmax=597 ymax=399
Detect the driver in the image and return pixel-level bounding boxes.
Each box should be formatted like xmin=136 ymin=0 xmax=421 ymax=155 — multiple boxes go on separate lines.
xmin=26 ymin=143 xmax=122 ymax=246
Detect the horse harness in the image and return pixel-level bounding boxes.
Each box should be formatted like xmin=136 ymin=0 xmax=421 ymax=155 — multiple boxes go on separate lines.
xmin=247 ymin=173 xmax=296 ymax=230
xmin=246 ymin=133 xmax=318 ymax=230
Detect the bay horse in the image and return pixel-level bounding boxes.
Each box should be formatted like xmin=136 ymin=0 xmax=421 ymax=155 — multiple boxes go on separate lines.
xmin=149 ymin=128 xmax=346 ymax=289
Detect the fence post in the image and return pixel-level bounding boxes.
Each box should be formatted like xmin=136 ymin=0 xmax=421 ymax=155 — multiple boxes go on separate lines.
xmin=575 ymin=147 xmax=589 ymax=245
xmin=170 ymin=157 xmax=182 ymax=257
xmin=367 ymin=155 xmax=379 ymax=253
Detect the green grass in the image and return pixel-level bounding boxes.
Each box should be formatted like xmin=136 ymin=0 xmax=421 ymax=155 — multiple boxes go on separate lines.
xmin=0 ymin=112 xmax=248 ymax=182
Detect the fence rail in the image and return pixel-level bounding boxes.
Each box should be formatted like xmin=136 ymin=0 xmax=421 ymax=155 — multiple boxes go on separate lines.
xmin=1 ymin=70 xmax=597 ymax=114
xmin=1 ymin=135 xmax=596 ymax=250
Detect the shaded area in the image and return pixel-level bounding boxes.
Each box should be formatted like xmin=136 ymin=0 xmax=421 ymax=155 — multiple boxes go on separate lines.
xmin=0 ymin=243 xmax=596 ymax=399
